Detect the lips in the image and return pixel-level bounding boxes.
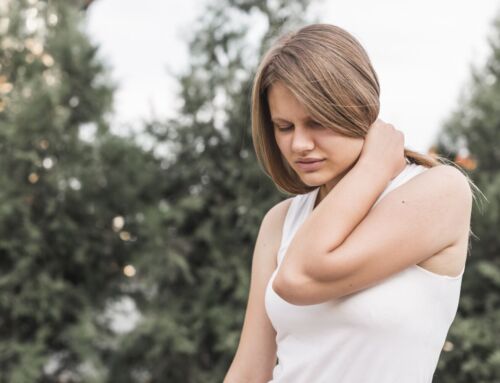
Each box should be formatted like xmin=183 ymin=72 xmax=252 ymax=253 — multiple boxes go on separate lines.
xmin=295 ymin=159 xmax=325 ymax=172
xmin=295 ymin=158 xmax=324 ymax=164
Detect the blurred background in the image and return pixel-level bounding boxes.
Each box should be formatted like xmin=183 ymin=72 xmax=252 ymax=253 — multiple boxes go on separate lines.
xmin=0 ymin=0 xmax=499 ymax=382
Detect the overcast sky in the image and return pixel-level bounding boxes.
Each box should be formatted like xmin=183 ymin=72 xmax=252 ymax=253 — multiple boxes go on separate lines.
xmin=85 ymin=0 xmax=500 ymax=153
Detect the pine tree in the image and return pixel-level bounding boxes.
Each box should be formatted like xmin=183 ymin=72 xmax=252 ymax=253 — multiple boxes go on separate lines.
xmin=108 ymin=1 xmax=314 ymax=382
xmin=433 ymin=11 xmax=500 ymax=383
xmin=0 ymin=1 xmax=166 ymax=381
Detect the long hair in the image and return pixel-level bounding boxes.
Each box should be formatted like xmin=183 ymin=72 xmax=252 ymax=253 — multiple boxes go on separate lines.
xmin=251 ymin=23 xmax=482 ymax=202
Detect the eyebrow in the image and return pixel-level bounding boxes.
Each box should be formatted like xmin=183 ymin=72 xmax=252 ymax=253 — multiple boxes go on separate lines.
xmin=271 ymin=116 xmax=317 ymax=124
xmin=271 ymin=117 xmax=291 ymax=124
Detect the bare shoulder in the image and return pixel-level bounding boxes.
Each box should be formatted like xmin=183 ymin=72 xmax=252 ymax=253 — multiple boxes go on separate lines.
xmin=421 ymin=164 xmax=473 ymax=210
xmin=263 ymin=197 xmax=294 ymax=230
xmin=408 ymin=164 xmax=473 ymax=235
xmin=415 ymin=164 xmax=473 ymax=276
xmin=259 ymin=197 xmax=294 ymax=267
xmin=427 ymin=164 xmax=472 ymax=188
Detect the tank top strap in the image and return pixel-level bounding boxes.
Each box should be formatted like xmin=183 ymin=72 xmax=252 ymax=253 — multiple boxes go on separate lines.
xmin=277 ymin=188 xmax=320 ymax=265
xmin=372 ymin=164 xmax=429 ymax=208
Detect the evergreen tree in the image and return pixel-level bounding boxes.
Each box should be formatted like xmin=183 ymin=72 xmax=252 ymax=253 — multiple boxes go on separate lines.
xmin=108 ymin=1 xmax=314 ymax=382
xmin=433 ymin=11 xmax=500 ymax=383
xmin=0 ymin=1 xmax=166 ymax=381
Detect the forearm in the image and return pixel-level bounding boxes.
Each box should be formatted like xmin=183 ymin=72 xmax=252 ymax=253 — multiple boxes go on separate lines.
xmin=281 ymin=159 xmax=391 ymax=282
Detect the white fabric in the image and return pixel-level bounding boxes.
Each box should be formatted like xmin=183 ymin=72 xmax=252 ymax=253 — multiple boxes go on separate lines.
xmin=265 ymin=163 xmax=464 ymax=383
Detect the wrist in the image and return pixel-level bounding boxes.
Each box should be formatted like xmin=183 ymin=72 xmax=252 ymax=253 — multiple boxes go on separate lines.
xmin=356 ymin=155 xmax=388 ymax=176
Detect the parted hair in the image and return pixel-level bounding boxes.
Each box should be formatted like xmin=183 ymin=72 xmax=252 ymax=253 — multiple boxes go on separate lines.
xmin=251 ymin=23 xmax=458 ymax=195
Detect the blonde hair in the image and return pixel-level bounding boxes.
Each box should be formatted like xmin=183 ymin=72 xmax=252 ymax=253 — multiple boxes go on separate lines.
xmin=251 ymin=24 xmax=484 ymax=209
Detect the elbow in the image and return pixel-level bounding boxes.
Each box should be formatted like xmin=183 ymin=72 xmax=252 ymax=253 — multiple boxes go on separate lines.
xmin=272 ymin=270 xmax=313 ymax=306
xmin=273 ymin=258 xmax=350 ymax=305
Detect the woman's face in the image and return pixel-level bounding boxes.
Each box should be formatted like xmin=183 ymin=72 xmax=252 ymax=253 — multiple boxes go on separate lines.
xmin=268 ymin=81 xmax=365 ymax=193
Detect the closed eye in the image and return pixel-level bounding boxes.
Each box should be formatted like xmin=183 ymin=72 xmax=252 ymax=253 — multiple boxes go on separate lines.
xmin=309 ymin=121 xmax=323 ymax=128
xmin=272 ymin=120 xmax=322 ymax=132
xmin=275 ymin=124 xmax=293 ymax=132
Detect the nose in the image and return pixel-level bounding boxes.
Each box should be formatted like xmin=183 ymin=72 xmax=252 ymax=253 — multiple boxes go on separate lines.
xmin=291 ymin=125 xmax=314 ymax=153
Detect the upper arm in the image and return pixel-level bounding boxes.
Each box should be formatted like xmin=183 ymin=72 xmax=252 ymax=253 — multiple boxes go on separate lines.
xmin=283 ymin=165 xmax=472 ymax=305
xmin=224 ymin=198 xmax=292 ymax=382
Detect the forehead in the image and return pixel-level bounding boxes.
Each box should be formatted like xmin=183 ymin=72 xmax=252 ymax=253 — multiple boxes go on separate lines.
xmin=267 ymin=82 xmax=312 ymax=122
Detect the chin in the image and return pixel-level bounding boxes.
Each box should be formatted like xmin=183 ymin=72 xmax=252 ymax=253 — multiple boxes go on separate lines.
xmin=299 ymin=172 xmax=331 ymax=187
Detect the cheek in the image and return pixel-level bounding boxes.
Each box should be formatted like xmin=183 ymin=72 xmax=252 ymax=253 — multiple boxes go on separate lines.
xmin=274 ymin=136 xmax=289 ymax=156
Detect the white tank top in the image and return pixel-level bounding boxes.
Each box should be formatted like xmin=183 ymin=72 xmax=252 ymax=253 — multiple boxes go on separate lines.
xmin=264 ymin=163 xmax=465 ymax=383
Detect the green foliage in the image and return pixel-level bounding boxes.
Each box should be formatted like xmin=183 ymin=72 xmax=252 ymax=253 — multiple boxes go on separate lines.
xmin=0 ymin=1 xmax=166 ymax=381
xmin=434 ymin=11 xmax=500 ymax=383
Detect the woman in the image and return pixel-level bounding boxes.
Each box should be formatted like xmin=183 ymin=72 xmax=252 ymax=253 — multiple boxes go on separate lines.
xmin=224 ymin=23 xmax=478 ymax=382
